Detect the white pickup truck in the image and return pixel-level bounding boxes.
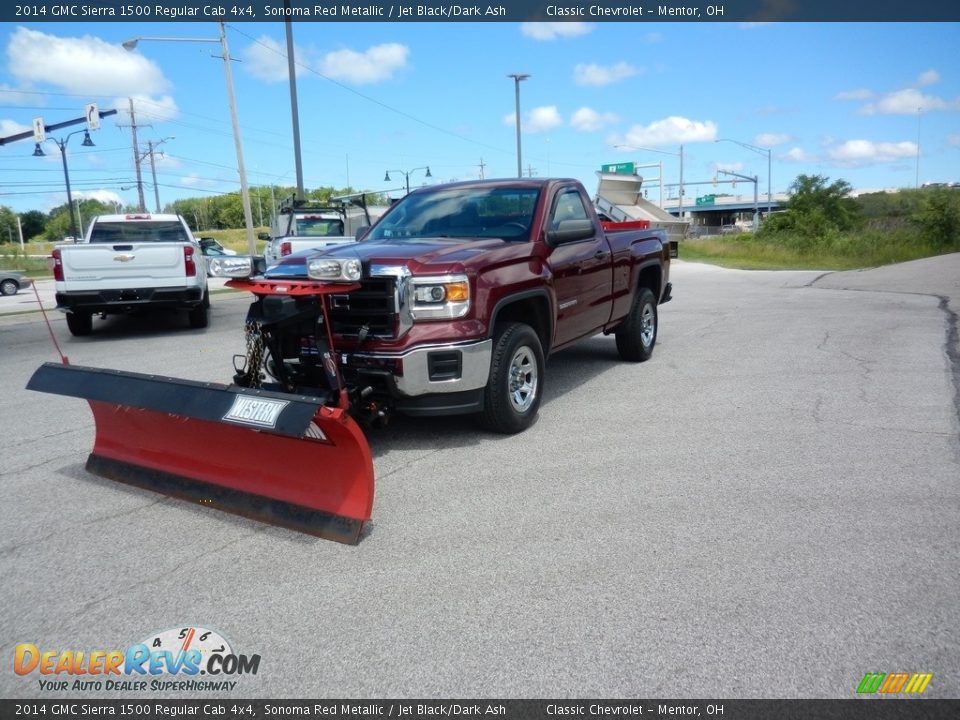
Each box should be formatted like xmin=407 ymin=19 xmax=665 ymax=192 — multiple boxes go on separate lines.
xmin=52 ymin=213 xmax=209 ymax=336
xmin=261 ymin=195 xmax=388 ymax=267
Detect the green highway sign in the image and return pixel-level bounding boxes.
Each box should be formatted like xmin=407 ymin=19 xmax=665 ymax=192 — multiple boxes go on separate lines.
xmin=696 ymin=195 xmax=716 ymax=206
xmin=601 ymin=162 xmax=636 ymax=175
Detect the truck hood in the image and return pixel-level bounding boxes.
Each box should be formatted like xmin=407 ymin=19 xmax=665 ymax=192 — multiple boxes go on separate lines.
xmin=265 ymin=237 xmax=512 ymax=278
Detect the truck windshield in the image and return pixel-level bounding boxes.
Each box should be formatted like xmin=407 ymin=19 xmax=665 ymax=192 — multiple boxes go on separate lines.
xmin=367 ymin=187 xmax=540 ymax=242
xmin=89 ymin=221 xmax=189 ymax=244
xmin=294 ymin=217 xmax=345 ymax=237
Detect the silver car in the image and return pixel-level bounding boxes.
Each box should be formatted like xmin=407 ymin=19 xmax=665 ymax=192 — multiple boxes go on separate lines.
xmin=0 ymin=270 xmax=32 ymax=296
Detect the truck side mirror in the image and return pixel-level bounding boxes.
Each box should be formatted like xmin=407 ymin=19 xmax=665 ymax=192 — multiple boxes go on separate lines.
xmin=355 ymin=226 xmax=370 ymax=241
xmin=257 ymin=232 xmax=270 ymax=241
xmin=545 ymin=219 xmax=596 ymax=245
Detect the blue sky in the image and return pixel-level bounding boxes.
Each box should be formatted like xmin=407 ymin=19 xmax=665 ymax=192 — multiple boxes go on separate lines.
xmin=1 ymin=20 xmax=958 ymax=217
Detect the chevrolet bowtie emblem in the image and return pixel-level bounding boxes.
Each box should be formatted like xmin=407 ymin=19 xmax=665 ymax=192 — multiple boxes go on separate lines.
xmin=113 ymin=254 xmax=135 ymax=262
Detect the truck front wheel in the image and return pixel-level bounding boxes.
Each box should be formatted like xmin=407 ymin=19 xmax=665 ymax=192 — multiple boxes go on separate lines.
xmin=480 ymin=322 xmax=544 ymax=434
xmin=615 ymin=288 xmax=657 ymax=362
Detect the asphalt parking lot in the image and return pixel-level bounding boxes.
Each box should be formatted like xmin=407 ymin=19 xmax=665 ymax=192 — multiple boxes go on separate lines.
xmin=1 ymin=257 xmax=957 ymax=699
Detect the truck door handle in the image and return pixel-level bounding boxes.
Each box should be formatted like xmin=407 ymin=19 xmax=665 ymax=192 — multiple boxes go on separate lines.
xmin=594 ymin=250 xmax=610 ymax=260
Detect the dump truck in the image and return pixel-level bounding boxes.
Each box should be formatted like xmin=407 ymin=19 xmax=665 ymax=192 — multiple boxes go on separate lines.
xmin=28 ymin=178 xmax=673 ymax=544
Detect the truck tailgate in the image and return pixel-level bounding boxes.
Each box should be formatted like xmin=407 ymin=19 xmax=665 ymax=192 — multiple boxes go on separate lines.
xmin=59 ymin=243 xmax=191 ymax=291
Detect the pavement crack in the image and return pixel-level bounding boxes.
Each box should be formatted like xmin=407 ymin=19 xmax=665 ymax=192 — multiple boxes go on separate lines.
xmin=376 ymin=448 xmax=445 ymax=480
xmin=0 ymin=497 xmax=169 ymax=558
xmin=812 ymin=396 xmax=824 ymax=424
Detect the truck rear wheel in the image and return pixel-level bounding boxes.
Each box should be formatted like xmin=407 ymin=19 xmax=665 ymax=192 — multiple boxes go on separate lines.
xmin=480 ymin=322 xmax=544 ymax=434
xmin=615 ymin=288 xmax=657 ymax=362
xmin=188 ymin=292 xmax=210 ymax=329
xmin=66 ymin=311 xmax=92 ymax=337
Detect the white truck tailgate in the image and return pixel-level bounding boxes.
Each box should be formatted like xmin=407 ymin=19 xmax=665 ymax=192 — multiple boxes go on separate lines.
xmin=59 ymin=243 xmax=190 ymax=291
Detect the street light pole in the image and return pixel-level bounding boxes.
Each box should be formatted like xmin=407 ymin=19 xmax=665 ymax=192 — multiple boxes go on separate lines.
xmin=384 ymin=166 xmax=432 ymax=196
xmin=123 ymin=22 xmax=257 ymax=254
xmin=715 ymin=138 xmax=772 ymax=215
xmin=36 ymin=128 xmax=96 ymax=240
xmin=508 ymin=73 xmax=530 ymax=179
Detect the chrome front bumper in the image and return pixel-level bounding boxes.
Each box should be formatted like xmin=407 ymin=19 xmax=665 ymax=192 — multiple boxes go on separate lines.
xmin=349 ymin=338 xmax=492 ymax=397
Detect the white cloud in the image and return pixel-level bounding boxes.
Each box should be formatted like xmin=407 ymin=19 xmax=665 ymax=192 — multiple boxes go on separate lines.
xmin=0 ymin=84 xmax=39 ymax=106
xmin=520 ymin=22 xmax=592 ymax=41
xmin=716 ymin=162 xmax=744 ymax=173
xmin=616 ymin=116 xmax=718 ymax=146
xmin=642 ymin=33 xmax=662 ymax=44
xmin=150 ymin=151 xmax=181 ymax=170
xmin=860 ymin=87 xmax=960 ymax=115
xmin=75 ymin=189 xmax=123 ymax=207
xmin=782 ymin=147 xmax=815 ymax=163
xmin=180 ymin=173 xmax=219 ymax=189
xmin=504 ymin=105 xmax=563 ymax=133
xmin=242 ymin=36 xmax=307 ymax=83
xmin=317 ymin=43 xmax=409 ymax=84
xmin=948 ymin=134 xmax=960 ymax=146
xmin=114 ymin=95 xmax=179 ymax=124
xmin=916 ymin=69 xmax=940 ymax=87
xmin=0 ymin=119 xmax=31 ymax=136
xmin=573 ymin=62 xmax=639 ymax=87
xmin=755 ymin=133 xmax=793 ymax=147
xmin=7 ymin=27 xmax=170 ymax=97
xmin=827 ymin=140 xmax=918 ymax=166
xmin=836 ymin=88 xmax=874 ymax=101
xmin=570 ymin=107 xmax=619 ymax=132
xmin=527 ymin=106 xmax=563 ymax=133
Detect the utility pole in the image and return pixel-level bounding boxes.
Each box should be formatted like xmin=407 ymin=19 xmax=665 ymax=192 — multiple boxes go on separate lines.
xmin=118 ymin=98 xmax=148 ymax=211
xmin=525 ymin=163 xmax=536 ymax=177
xmin=284 ymin=0 xmax=305 ymax=202
xmin=147 ymin=140 xmax=161 ymax=212
xmin=477 ymin=157 xmax=486 ymax=180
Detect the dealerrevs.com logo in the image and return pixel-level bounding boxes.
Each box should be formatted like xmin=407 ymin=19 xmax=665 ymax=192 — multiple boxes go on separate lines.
xmin=856 ymin=672 xmax=933 ymax=695
xmin=14 ymin=626 xmax=261 ymax=692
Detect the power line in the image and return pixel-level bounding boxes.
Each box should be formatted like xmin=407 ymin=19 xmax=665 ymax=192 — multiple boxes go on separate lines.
xmin=228 ymin=24 xmax=513 ymax=158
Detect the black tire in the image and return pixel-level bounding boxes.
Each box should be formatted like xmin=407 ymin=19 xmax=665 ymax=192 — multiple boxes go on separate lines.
xmin=65 ymin=311 xmax=92 ymax=336
xmin=480 ymin=322 xmax=544 ymax=434
xmin=188 ymin=292 xmax=210 ymax=329
xmin=615 ymin=288 xmax=657 ymax=362
xmin=0 ymin=279 xmax=18 ymax=296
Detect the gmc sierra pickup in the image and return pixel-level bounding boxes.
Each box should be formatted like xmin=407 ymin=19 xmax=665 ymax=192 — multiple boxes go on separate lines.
xmin=217 ymin=178 xmax=673 ymax=433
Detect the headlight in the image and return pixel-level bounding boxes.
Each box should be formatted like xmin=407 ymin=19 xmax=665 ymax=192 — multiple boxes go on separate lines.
xmin=208 ymin=256 xmax=253 ymax=278
xmin=410 ymin=274 xmax=470 ymax=320
xmin=307 ymin=257 xmax=362 ymax=282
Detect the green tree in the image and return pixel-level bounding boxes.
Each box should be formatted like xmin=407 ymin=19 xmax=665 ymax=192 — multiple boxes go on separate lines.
xmin=19 ymin=210 xmax=47 ymax=241
xmin=760 ymin=174 xmax=862 ymax=239
xmin=910 ymin=188 xmax=960 ymax=249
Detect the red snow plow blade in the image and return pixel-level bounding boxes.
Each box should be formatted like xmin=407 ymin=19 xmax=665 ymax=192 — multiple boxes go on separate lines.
xmin=27 ymin=363 xmax=374 ymax=544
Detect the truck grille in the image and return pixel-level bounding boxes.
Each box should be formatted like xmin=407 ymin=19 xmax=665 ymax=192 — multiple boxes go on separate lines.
xmin=328 ymin=277 xmax=398 ymax=338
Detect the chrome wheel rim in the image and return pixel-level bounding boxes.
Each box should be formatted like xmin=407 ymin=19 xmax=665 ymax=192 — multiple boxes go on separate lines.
xmin=507 ymin=346 xmax=538 ymax=413
xmin=640 ymin=303 xmax=656 ymax=347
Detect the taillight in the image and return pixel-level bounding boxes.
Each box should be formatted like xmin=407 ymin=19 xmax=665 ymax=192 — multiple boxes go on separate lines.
xmin=51 ymin=248 xmax=64 ymax=282
xmin=184 ymin=246 xmax=196 ymax=277
xmin=281 ymin=241 xmax=292 ymax=257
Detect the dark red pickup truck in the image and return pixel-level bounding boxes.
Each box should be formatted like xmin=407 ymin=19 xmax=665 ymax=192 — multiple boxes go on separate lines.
xmin=223 ymin=178 xmax=673 ymax=433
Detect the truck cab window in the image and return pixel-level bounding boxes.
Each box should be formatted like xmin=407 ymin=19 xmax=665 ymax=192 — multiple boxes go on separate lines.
xmin=549 ymin=191 xmax=589 ymax=230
